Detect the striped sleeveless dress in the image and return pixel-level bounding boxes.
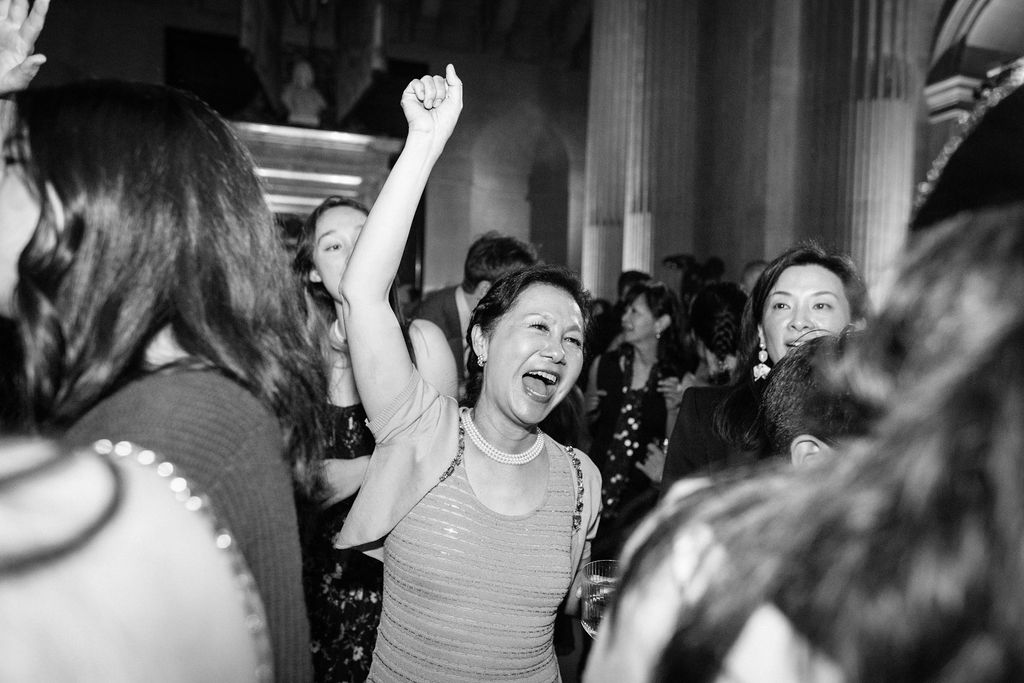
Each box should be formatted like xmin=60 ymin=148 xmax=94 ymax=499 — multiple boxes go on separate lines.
xmin=368 ymin=434 xmax=575 ymax=682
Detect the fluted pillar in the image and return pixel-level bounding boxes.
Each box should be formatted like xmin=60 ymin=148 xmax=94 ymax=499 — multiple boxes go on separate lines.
xmin=582 ymin=0 xmax=638 ymax=298
xmin=583 ymin=0 xmax=698 ymax=299
xmin=800 ymin=0 xmax=929 ymax=291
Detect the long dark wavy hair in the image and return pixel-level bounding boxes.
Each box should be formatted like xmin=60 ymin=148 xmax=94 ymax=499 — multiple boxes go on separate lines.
xmin=7 ymin=80 xmax=325 ymax=491
xmin=464 ymin=264 xmax=592 ymax=406
xmin=714 ymin=242 xmax=868 ymax=452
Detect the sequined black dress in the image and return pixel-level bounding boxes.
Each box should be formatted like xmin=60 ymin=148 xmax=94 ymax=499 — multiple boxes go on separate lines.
xmin=588 ymin=345 xmax=669 ymax=559
xmin=303 ymin=403 xmax=382 ymax=683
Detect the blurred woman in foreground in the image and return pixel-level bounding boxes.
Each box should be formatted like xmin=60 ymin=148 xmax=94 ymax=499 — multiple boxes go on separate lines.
xmin=4 ymin=79 xmax=323 ymax=682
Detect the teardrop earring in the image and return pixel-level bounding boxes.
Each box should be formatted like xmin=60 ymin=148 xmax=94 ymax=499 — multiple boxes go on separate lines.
xmin=752 ymin=341 xmax=770 ymax=381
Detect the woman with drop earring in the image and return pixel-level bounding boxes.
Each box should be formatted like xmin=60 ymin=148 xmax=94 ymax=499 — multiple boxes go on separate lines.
xmin=661 ymin=243 xmax=868 ymax=493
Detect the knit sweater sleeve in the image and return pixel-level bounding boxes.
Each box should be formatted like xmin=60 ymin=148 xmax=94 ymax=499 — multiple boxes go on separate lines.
xmin=62 ymin=371 xmax=312 ymax=683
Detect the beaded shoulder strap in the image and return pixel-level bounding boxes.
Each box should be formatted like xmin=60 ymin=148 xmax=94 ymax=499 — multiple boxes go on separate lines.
xmin=566 ymin=445 xmax=584 ymax=533
xmin=913 ymin=61 xmax=1024 ymax=215
xmin=94 ymin=439 xmax=274 ymax=682
xmin=439 ymin=422 xmax=465 ymax=483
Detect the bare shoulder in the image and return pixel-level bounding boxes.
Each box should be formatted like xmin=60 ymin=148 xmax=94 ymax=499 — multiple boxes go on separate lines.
xmin=408 ymin=318 xmax=456 ymax=368
xmin=408 ymin=317 xmax=447 ymax=348
xmin=407 ymin=318 xmax=458 ymax=396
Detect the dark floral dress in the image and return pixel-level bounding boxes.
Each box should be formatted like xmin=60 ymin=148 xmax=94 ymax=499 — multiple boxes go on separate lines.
xmin=599 ymin=382 xmax=652 ymax=523
xmin=303 ymin=403 xmax=382 ymax=683
xmin=589 ymin=345 xmax=669 ymax=559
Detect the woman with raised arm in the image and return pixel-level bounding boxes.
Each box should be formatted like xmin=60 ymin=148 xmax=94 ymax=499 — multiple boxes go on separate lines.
xmin=336 ymin=65 xmax=601 ymax=682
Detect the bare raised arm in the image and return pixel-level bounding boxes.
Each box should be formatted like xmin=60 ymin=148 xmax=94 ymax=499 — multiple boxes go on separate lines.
xmin=340 ymin=65 xmax=463 ymax=418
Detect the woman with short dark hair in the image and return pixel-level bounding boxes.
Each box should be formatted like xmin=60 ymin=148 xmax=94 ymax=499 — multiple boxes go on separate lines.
xmin=336 ymin=65 xmax=602 ymax=681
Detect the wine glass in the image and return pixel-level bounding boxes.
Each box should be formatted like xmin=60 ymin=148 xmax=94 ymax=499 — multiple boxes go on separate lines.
xmin=580 ymin=559 xmax=619 ymax=638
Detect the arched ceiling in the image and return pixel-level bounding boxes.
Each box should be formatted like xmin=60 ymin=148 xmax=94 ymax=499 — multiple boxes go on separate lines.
xmin=966 ymin=0 xmax=1024 ymax=55
xmin=931 ymin=0 xmax=1024 ymax=80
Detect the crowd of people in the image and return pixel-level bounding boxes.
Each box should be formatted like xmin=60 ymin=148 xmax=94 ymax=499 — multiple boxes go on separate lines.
xmin=5 ymin=2 xmax=1024 ymax=681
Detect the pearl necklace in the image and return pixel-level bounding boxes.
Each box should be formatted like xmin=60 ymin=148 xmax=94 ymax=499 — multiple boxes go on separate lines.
xmin=461 ymin=410 xmax=545 ymax=466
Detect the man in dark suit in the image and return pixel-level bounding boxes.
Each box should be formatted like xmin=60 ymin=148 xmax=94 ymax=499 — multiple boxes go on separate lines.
xmin=414 ymin=231 xmax=537 ymax=397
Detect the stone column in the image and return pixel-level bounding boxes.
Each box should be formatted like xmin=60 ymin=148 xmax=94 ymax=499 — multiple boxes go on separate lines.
xmin=582 ymin=0 xmax=638 ymax=299
xmin=582 ymin=0 xmax=698 ymax=298
xmin=799 ymin=0 xmax=929 ymax=291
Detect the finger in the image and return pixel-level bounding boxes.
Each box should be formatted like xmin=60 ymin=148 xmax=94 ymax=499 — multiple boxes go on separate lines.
xmin=424 ymin=74 xmax=440 ymax=108
xmin=3 ymin=54 xmax=43 ymax=88
xmin=431 ymin=74 xmax=447 ymax=103
xmin=420 ymin=74 xmax=436 ymax=108
xmin=404 ymin=77 xmax=424 ymax=102
xmin=9 ymin=0 xmax=26 ymax=25
xmin=0 ymin=0 xmax=10 ymax=22
xmin=445 ymin=64 xmax=464 ymax=107
xmin=445 ymin=64 xmax=461 ymax=87
xmin=18 ymin=0 xmax=47 ymax=47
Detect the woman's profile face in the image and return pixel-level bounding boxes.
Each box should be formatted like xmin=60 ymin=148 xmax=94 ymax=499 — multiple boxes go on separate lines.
xmin=0 ymin=154 xmax=42 ymax=317
xmin=620 ymin=293 xmax=663 ymax=345
xmin=758 ymin=265 xmax=851 ymax=364
xmin=473 ymin=283 xmax=585 ymax=427
xmin=309 ymin=205 xmax=366 ymax=304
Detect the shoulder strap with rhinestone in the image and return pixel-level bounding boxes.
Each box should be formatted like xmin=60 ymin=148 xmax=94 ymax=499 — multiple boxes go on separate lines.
xmin=566 ymin=445 xmax=584 ymax=533
xmin=439 ymin=422 xmax=465 ymax=483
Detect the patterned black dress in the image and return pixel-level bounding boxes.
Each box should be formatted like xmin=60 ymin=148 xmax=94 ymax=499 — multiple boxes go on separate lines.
xmin=303 ymin=403 xmax=382 ymax=683
xmin=589 ymin=345 xmax=669 ymax=559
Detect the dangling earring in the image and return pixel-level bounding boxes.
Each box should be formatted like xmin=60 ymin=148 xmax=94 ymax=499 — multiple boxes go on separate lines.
xmin=752 ymin=341 xmax=770 ymax=381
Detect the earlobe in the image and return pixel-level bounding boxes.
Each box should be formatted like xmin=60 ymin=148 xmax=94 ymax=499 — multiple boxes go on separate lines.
xmin=470 ymin=324 xmax=490 ymax=364
xmin=309 ymin=269 xmax=323 ymax=284
xmin=789 ymin=436 xmax=824 ymax=468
